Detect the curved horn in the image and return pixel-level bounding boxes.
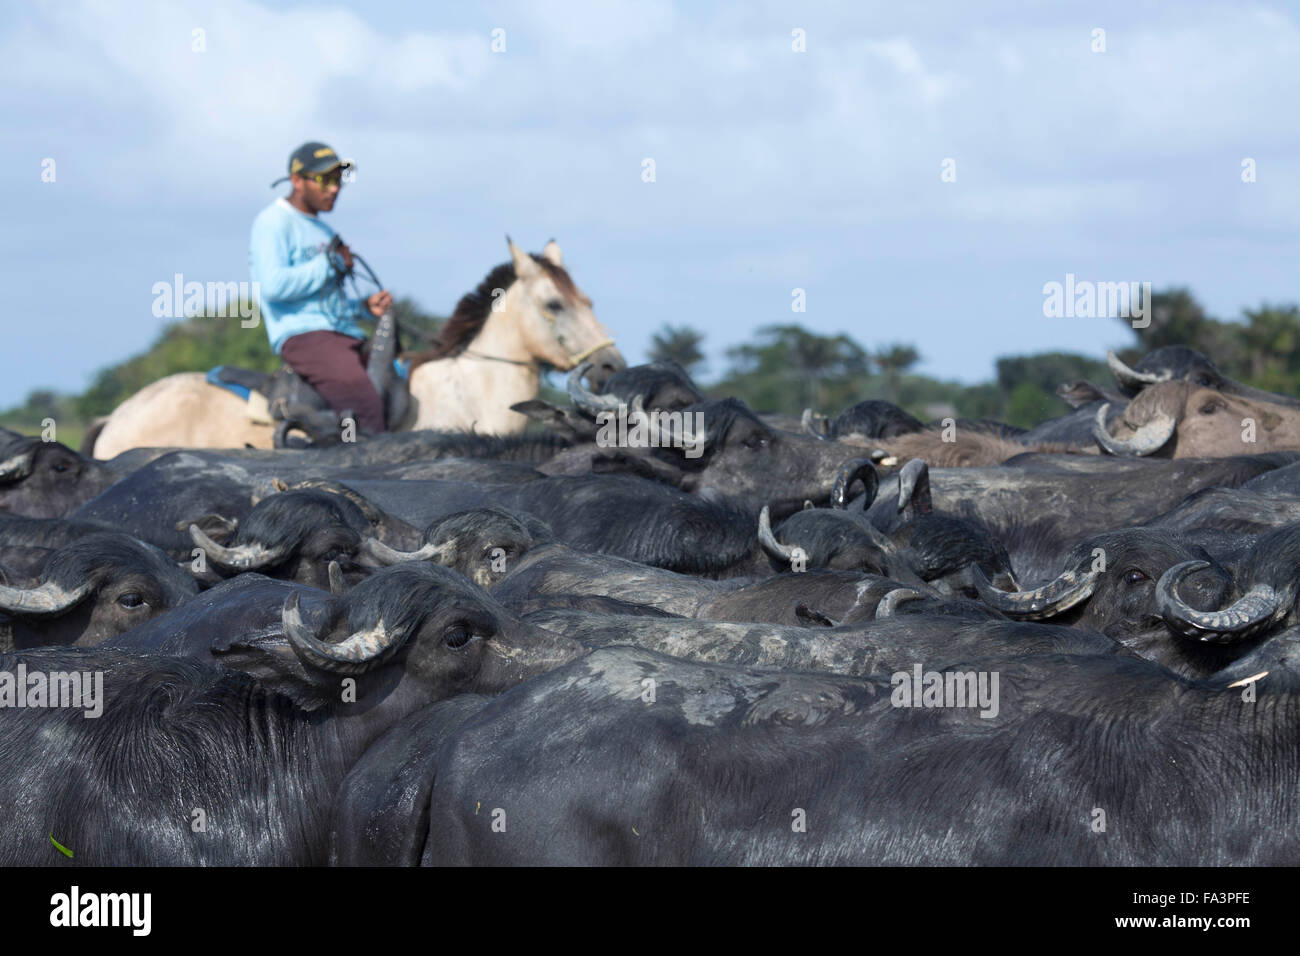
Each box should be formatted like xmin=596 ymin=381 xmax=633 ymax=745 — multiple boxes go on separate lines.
xmin=1107 ymin=350 xmax=1170 ymax=392
xmin=189 ymin=524 xmax=292 ymax=571
xmin=876 ymin=588 xmax=923 ymax=619
xmin=0 ymin=578 xmax=95 ymax=616
xmin=801 ymin=409 xmax=827 ymax=440
xmin=1155 ymin=560 xmax=1281 ymax=643
xmin=362 ymin=536 xmax=454 ymax=566
xmin=757 ymin=506 xmax=801 ymax=564
xmin=1092 ymin=403 xmax=1177 ymax=457
xmin=0 ymin=447 xmax=36 ymax=483
xmin=972 ymin=564 xmax=1099 ymax=620
xmin=831 ymin=459 xmax=879 ymax=510
xmin=281 ymin=592 xmax=410 ymax=674
xmin=566 ymin=362 xmax=621 ymax=414
xmin=895 ymin=458 xmax=931 ymax=514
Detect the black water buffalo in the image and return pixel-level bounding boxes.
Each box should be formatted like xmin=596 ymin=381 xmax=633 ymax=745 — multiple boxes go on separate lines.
xmin=866 ymin=452 xmax=1300 ymax=579
xmin=535 ymin=389 xmax=871 ymax=519
xmin=0 ymin=432 xmax=119 ymax=518
xmin=105 ymin=572 xmax=333 ymax=660
xmin=518 ymin=361 xmax=706 ymax=443
xmin=351 ymin=646 xmax=1297 ymax=866
xmin=972 ymin=528 xmax=1253 ymax=677
xmin=0 ymin=533 xmax=199 ymax=649
xmin=186 ymin=488 xmax=418 ymax=590
xmin=0 ymin=562 xmax=582 ymax=865
xmin=1156 ymin=521 xmax=1300 ymax=647
xmin=366 ymin=508 xmax=556 ymax=588
xmin=339 ymin=475 xmax=763 ymax=577
xmin=760 ymin=460 xmax=1016 ymax=596
xmin=1109 ymin=346 xmax=1300 ymax=408
xmin=0 ymin=513 xmax=117 ymax=579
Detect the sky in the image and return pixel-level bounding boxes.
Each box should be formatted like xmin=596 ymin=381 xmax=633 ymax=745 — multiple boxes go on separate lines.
xmin=2 ymin=0 xmax=1298 ymax=406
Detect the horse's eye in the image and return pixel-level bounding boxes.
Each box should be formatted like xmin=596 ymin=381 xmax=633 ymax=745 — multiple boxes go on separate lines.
xmin=545 ymin=299 xmax=564 ymax=312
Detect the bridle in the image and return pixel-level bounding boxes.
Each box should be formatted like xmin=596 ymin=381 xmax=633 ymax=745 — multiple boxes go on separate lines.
xmin=458 ymin=304 xmax=615 ymax=371
xmin=349 ymin=250 xmax=616 ymax=372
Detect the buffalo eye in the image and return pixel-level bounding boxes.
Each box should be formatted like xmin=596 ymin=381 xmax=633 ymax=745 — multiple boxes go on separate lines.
xmin=51 ymin=461 xmax=69 ymax=474
xmin=117 ymin=592 xmax=146 ymax=609
xmin=1122 ymin=569 xmax=1147 ymax=586
xmin=1200 ymin=402 xmax=1219 ymax=415
xmin=443 ymin=623 xmax=474 ymax=649
xmin=1196 ymin=375 xmax=1213 ymax=387
xmin=743 ymin=434 xmax=769 ymax=451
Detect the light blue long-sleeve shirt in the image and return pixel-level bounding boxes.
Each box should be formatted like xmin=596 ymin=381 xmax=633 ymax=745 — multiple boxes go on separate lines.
xmin=249 ymin=198 xmax=367 ymax=354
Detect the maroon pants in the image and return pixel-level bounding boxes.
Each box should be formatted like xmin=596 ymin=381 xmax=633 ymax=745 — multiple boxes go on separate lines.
xmin=280 ymin=331 xmax=386 ymax=432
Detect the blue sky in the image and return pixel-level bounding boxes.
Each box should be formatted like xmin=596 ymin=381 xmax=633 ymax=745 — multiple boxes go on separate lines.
xmin=2 ymin=0 xmax=1298 ymax=406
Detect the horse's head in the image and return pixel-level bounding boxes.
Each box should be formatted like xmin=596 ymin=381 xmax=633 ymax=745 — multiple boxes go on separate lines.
xmin=505 ymin=238 xmax=624 ymax=390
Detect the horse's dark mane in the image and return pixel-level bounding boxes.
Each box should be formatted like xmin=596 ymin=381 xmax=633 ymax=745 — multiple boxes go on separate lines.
xmin=406 ymin=255 xmax=579 ymax=372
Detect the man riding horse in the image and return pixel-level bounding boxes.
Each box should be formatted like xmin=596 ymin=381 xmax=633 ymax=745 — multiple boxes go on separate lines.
xmin=87 ymin=148 xmax=624 ymax=457
xmin=251 ymin=141 xmax=393 ymax=433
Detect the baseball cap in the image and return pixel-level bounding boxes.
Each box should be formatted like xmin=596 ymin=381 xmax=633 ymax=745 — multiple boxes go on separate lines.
xmin=270 ymin=142 xmax=355 ymax=187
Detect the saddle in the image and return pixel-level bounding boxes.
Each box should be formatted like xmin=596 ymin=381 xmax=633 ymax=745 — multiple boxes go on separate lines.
xmin=207 ymin=313 xmax=411 ymax=448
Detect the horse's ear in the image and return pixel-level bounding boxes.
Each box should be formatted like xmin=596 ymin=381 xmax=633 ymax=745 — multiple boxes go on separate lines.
xmin=506 ymin=236 xmax=540 ymax=279
xmin=541 ymin=239 xmax=563 ymax=267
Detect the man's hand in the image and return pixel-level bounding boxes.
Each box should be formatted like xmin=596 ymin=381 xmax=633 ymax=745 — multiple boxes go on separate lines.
xmin=366 ymin=290 xmax=394 ymax=317
xmin=335 ymin=242 xmax=355 ymax=271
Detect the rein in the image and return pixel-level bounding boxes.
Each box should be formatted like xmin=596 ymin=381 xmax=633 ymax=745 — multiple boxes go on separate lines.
xmin=458 ymin=338 xmax=615 ymax=370
xmin=405 ymin=273 xmax=617 ymax=372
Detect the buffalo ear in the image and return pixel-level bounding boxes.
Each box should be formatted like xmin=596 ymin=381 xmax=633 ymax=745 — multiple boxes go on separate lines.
xmin=1057 ymin=380 xmax=1106 ymax=409
xmin=511 ymin=400 xmax=570 ymax=431
xmin=510 ymin=401 xmax=594 ymax=442
xmin=178 ymin=513 xmax=238 ymax=544
xmin=210 ymin=631 xmax=335 ymax=711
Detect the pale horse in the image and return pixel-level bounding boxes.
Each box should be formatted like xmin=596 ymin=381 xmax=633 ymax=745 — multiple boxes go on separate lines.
xmin=91 ymin=238 xmax=624 ymax=457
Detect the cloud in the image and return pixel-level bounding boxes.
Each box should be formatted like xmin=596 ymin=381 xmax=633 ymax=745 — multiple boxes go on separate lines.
xmin=2 ymin=0 xmax=1299 ymax=402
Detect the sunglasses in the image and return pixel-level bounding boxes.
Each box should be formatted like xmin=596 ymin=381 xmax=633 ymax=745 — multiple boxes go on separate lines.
xmin=306 ymin=170 xmax=344 ymax=188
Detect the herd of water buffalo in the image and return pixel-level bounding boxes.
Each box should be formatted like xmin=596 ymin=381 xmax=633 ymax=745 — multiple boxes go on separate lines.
xmin=3 ymin=344 xmax=1300 ymax=865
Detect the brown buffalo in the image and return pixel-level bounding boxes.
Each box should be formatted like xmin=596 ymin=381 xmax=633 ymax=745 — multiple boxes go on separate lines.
xmin=1093 ymin=380 xmax=1300 ymax=458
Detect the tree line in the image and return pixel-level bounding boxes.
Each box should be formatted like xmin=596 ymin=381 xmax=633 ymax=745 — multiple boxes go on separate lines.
xmin=4 ymin=287 xmax=1297 ymax=446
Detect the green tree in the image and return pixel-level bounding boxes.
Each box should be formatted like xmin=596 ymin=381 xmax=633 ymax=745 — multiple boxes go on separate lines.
xmin=716 ymin=325 xmax=869 ymax=414
xmin=649 ymin=324 xmax=706 ymax=376
xmin=1238 ymin=304 xmax=1300 ymax=395
xmin=995 ymin=352 xmax=1109 ymax=396
xmin=873 ymin=344 xmax=920 ymax=404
